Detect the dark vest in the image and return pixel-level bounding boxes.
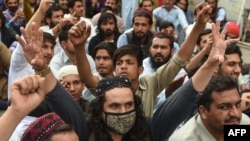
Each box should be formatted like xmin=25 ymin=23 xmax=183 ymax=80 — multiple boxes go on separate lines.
xmin=125 ymin=30 xmax=153 ymax=59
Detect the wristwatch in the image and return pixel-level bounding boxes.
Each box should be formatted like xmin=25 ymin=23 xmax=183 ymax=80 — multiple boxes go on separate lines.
xmin=35 ymin=67 xmax=51 ymax=77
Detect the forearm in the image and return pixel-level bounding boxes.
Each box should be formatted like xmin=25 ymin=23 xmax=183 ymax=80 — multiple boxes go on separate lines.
xmin=185 ymin=50 xmax=207 ymax=72
xmin=25 ymin=7 xmax=44 ymax=31
xmin=45 ymin=81 xmax=89 ymax=141
xmin=75 ymin=45 xmax=98 ymax=88
xmin=192 ymin=60 xmax=217 ymax=92
xmin=178 ymin=23 xmax=205 ymax=62
xmin=0 ymin=107 xmax=26 ymax=140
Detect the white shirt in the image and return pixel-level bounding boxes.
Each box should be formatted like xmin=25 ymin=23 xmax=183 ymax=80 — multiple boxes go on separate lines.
xmin=49 ymin=50 xmax=97 ymax=78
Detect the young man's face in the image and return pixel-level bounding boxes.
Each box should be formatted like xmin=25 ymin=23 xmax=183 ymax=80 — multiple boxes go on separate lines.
xmin=95 ymin=49 xmax=114 ymax=77
xmin=176 ymin=0 xmax=187 ymax=10
xmin=218 ymin=54 xmax=242 ymax=81
xmin=58 ymin=0 xmax=68 ymax=10
xmin=6 ymin=0 xmax=18 ymax=12
xmin=163 ymin=0 xmax=175 ymax=10
xmin=149 ymin=37 xmax=172 ymax=67
xmin=200 ymin=88 xmax=242 ymax=134
xmin=133 ymin=16 xmax=151 ymax=40
xmin=42 ymin=41 xmax=55 ymax=64
xmin=142 ymin=0 xmax=154 ymax=12
xmin=206 ymin=0 xmax=216 ymax=10
xmin=100 ymin=18 xmax=116 ymax=36
xmin=7 ymin=0 xmax=18 ymax=7
xmin=105 ymin=0 xmax=117 ymax=10
xmin=61 ymin=74 xmax=84 ymax=103
xmin=48 ymin=10 xmax=64 ymax=28
xmin=71 ymin=1 xmax=85 ymax=18
xmin=160 ymin=26 xmax=176 ymax=40
xmin=198 ymin=33 xmax=211 ymax=51
xmin=114 ymin=54 xmax=143 ymax=82
xmin=103 ymin=87 xmax=135 ymax=113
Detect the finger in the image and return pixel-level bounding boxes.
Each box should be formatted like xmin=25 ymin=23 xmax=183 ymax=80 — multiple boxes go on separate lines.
xmin=78 ymin=21 xmax=86 ymax=32
xmin=29 ymin=75 xmax=40 ymax=93
xmin=16 ymin=34 xmax=26 ymax=48
xmin=225 ymin=38 xmax=239 ymax=46
xmin=19 ymin=76 xmax=33 ymax=94
xmin=220 ymin=22 xmax=228 ymax=39
xmin=37 ymin=75 xmax=46 ymax=98
xmin=37 ymin=28 xmax=44 ymax=46
xmin=86 ymin=25 xmax=91 ymax=37
xmin=20 ymin=27 xmax=31 ymax=44
xmin=72 ymin=11 xmax=77 ymax=18
xmin=215 ymin=19 xmax=221 ymax=35
xmin=31 ymin=22 xmax=38 ymax=41
xmin=195 ymin=2 xmax=205 ymax=14
xmin=197 ymin=2 xmax=210 ymax=16
xmin=71 ymin=26 xmax=81 ymax=36
xmin=211 ymin=23 xmax=217 ymax=39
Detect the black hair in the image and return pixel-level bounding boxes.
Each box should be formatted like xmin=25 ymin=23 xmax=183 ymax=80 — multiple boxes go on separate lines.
xmin=132 ymin=9 xmax=153 ymax=25
xmin=58 ymin=24 xmax=73 ymax=43
xmin=44 ymin=4 xmax=63 ymax=25
xmin=113 ymin=45 xmax=144 ymax=68
xmin=139 ymin=0 xmax=154 ymax=8
xmin=159 ymin=20 xmax=175 ymax=31
xmin=88 ymin=92 xmax=149 ymax=140
xmin=68 ymin=0 xmax=83 ymax=8
xmin=91 ymin=41 xmax=117 ymax=59
xmin=97 ymin=12 xmax=119 ymax=34
xmin=43 ymin=32 xmax=56 ymax=46
xmin=198 ymin=75 xmax=239 ymax=111
xmin=196 ymin=29 xmax=212 ymax=45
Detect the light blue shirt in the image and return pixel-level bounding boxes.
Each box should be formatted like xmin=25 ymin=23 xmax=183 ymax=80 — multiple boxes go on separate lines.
xmin=121 ymin=0 xmax=138 ymax=30
xmin=116 ymin=33 xmax=128 ymax=48
xmin=153 ymin=5 xmax=188 ymax=32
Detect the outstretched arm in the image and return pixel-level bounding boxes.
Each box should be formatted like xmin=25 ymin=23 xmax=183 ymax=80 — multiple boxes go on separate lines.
xmin=16 ymin=22 xmax=89 ymax=141
xmin=151 ymin=6 xmax=239 ymax=141
xmin=69 ymin=21 xmax=100 ymax=90
xmin=192 ymin=20 xmax=239 ymax=92
xmin=0 ymin=75 xmax=45 ymax=140
xmin=185 ymin=33 xmax=212 ymax=74
xmin=178 ymin=2 xmax=211 ymax=62
xmin=25 ymin=0 xmax=52 ymax=31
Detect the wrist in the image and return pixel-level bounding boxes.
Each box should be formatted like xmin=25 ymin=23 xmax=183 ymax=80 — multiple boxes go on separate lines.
xmin=35 ymin=66 xmax=51 ymax=77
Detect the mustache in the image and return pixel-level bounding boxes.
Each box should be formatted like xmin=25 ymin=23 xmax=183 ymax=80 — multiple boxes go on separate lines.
xmin=154 ymin=53 xmax=163 ymax=58
xmin=225 ymin=117 xmax=241 ymax=123
xmin=135 ymin=31 xmax=144 ymax=34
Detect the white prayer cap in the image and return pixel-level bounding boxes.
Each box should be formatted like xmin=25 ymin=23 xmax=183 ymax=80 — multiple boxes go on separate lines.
xmin=57 ymin=65 xmax=79 ymax=79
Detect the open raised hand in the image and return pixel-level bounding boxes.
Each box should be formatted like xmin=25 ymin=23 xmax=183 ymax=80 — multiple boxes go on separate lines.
xmin=16 ymin=22 xmax=47 ymax=71
xmin=207 ymin=20 xmax=239 ymax=67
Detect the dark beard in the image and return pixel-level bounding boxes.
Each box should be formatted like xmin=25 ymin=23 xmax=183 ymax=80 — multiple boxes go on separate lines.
xmin=104 ymin=30 xmax=114 ymax=37
xmin=49 ymin=22 xmax=57 ymax=29
xmin=150 ymin=55 xmax=172 ymax=69
xmin=135 ymin=32 xmax=146 ymax=39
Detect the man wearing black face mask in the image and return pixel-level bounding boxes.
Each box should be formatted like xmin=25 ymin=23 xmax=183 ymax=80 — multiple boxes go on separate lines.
xmin=3 ymin=0 xmax=26 ymax=35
